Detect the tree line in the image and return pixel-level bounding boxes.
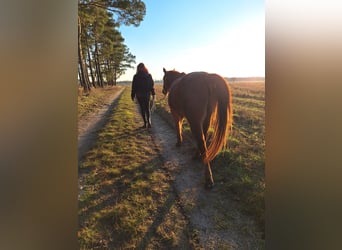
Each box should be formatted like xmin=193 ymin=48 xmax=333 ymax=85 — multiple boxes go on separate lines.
xmin=78 ymin=0 xmax=146 ymax=92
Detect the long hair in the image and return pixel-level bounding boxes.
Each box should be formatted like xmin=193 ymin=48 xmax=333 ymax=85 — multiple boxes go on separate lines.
xmin=137 ymin=63 xmax=149 ymax=74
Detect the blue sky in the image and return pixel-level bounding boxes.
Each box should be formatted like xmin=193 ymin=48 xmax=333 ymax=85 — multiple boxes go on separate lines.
xmin=118 ymin=0 xmax=264 ymax=81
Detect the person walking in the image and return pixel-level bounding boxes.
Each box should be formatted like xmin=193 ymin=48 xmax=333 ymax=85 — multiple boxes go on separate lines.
xmin=131 ymin=63 xmax=156 ymax=128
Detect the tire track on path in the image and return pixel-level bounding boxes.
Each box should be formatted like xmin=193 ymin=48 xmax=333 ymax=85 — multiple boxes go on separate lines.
xmin=151 ymin=112 xmax=262 ymax=249
xmin=78 ymin=87 xmax=124 ymax=198
xmin=78 ymin=87 xmax=125 ymax=162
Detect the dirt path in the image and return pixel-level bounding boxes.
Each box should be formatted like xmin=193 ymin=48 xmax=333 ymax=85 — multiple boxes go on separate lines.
xmin=78 ymin=86 xmax=124 ymax=162
xmin=78 ymin=88 xmax=261 ymax=249
xmin=150 ymin=113 xmax=261 ymax=249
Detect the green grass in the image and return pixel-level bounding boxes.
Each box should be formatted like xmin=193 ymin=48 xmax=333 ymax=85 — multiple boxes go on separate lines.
xmin=154 ymin=81 xmax=265 ymax=238
xmin=78 ymin=87 xmax=192 ymax=249
xmin=79 ymin=81 xmax=265 ymax=247
xmin=219 ymin=82 xmax=265 ymax=238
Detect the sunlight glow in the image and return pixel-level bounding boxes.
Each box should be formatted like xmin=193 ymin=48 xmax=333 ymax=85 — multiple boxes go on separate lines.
xmin=166 ymin=15 xmax=265 ymax=78
xmin=118 ymin=10 xmax=264 ymax=81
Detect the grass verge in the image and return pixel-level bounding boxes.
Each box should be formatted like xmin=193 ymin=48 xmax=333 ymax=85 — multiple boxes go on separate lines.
xmin=78 ymin=86 xmax=122 ymax=119
xmin=78 ymin=87 xmax=193 ymax=249
xmin=154 ymin=81 xmax=265 ymax=239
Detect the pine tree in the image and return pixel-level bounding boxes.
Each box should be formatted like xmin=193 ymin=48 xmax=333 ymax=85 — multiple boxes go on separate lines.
xmin=78 ymin=0 xmax=146 ymax=91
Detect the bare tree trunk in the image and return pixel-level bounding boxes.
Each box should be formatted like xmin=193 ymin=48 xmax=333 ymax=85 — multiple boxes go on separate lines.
xmin=90 ymin=47 xmax=98 ymax=86
xmin=114 ymin=66 xmax=117 ymax=86
xmin=94 ymin=40 xmax=104 ymax=87
xmin=93 ymin=42 xmax=100 ymax=87
xmin=78 ymin=16 xmax=91 ymax=93
xmin=106 ymin=60 xmax=112 ymax=85
xmin=86 ymin=38 xmax=96 ymax=88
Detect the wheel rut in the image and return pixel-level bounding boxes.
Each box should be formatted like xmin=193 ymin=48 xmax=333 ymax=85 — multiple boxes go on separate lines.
xmin=150 ymin=113 xmax=261 ymax=249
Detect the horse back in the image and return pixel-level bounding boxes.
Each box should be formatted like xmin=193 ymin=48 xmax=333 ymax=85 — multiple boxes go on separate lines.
xmin=178 ymin=72 xmax=229 ymax=102
xmin=168 ymin=71 xmax=230 ymax=117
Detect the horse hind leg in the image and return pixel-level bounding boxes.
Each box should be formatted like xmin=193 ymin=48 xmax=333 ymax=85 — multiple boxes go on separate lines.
xmin=190 ymin=123 xmax=214 ymax=189
xmin=193 ymin=109 xmax=211 ymax=160
xmin=171 ymin=110 xmax=183 ymax=147
xmin=175 ymin=120 xmax=183 ymax=147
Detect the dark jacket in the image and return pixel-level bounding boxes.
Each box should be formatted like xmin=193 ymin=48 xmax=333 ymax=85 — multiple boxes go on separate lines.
xmin=131 ymin=72 xmax=155 ymax=99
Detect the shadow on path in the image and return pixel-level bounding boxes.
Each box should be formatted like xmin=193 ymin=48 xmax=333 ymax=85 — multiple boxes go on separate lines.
xmin=78 ymin=87 xmax=124 ymax=163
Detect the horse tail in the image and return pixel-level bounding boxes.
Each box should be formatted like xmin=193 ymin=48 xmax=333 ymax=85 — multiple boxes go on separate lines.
xmin=204 ymin=75 xmax=233 ymax=163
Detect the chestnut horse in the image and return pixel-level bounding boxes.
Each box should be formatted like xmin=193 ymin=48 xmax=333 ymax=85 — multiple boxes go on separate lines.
xmin=162 ymin=68 xmax=233 ymax=188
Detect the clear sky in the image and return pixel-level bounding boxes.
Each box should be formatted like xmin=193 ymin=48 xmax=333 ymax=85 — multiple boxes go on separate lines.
xmin=118 ymin=0 xmax=264 ymax=81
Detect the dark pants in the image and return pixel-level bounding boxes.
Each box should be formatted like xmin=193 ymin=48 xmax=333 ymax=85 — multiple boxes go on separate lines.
xmin=136 ymin=95 xmax=151 ymax=126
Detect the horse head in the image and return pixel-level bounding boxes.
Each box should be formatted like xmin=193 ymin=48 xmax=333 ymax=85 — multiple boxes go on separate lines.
xmin=162 ymin=68 xmax=186 ymax=95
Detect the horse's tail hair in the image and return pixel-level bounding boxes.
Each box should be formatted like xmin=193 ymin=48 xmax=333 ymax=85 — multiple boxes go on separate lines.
xmin=204 ymin=75 xmax=233 ymax=163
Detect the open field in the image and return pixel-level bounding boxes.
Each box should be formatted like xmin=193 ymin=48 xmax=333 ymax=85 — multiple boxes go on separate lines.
xmin=78 ymin=80 xmax=265 ymax=248
xmin=154 ymin=80 xmax=265 ymax=234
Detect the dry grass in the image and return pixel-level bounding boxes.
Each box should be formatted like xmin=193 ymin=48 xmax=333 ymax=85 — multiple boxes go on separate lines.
xmin=78 ymin=88 xmax=192 ymax=249
xmin=154 ymin=80 xmax=265 ymax=239
xmin=78 ymin=80 xmax=265 ymax=248
xmin=78 ymin=86 xmax=122 ymax=119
